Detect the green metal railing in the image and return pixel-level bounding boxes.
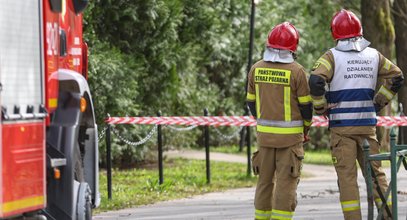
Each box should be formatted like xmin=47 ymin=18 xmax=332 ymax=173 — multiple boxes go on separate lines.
xmin=364 ymin=128 xmax=407 ymax=220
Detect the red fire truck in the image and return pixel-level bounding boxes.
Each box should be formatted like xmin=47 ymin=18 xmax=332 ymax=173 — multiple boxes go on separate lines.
xmin=0 ymin=0 xmax=99 ymax=219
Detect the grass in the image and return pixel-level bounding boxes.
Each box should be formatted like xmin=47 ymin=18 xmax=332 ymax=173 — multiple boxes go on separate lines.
xmin=95 ymin=158 xmax=257 ymax=213
xmin=210 ymin=145 xmax=334 ymax=165
xmin=209 ymin=145 xmax=256 ymax=155
xmin=210 ymin=146 xmax=390 ymax=167
xmin=303 ymin=150 xmax=333 ymax=165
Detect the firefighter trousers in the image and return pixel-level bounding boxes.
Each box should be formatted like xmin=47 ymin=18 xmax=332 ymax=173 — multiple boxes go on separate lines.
xmin=330 ymin=132 xmax=391 ymax=220
xmin=253 ymin=143 xmax=304 ymax=220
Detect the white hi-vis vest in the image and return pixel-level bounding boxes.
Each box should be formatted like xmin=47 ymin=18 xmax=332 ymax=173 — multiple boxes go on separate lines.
xmin=327 ymin=47 xmax=379 ymax=127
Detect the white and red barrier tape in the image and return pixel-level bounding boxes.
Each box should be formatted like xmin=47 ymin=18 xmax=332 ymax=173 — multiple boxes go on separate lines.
xmin=106 ymin=116 xmax=407 ymax=127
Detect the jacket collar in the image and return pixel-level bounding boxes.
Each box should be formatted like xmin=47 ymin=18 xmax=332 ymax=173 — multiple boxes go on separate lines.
xmin=263 ymin=48 xmax=294 ymax=63
xmin=335 ymin=37 xmax=371 ymax=52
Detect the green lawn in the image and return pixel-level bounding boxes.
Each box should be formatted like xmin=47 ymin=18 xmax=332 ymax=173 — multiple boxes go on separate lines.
xmin=95 ymin=158 xmax=257 ymax=213
xmin=210 ymin=145 xmax=334 ymax=165
xmin=209 ymin=145 xmax=256 ymax=155
xmin=303 ymin=150 xmax=333 ymax=165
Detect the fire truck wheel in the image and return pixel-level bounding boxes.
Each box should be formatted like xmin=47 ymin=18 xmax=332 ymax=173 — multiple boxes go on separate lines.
xmin=77 ymin=182 xmax=92 ymax=220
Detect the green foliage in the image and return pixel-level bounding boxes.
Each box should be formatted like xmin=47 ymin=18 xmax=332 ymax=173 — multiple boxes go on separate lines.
xmin=84 ymin=0 xmax=349 ymax=166
xmin=87 ymin=43 xmax=140 ymax=123
xmin=95 ymin=158 xmax=257 ymax=212
xmin=255 ymin=0 xmax=340 ymax=69
xmin=306 ymin=127 xmax=331 ymax=151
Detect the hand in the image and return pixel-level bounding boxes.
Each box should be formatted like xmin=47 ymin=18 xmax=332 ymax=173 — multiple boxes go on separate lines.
xmin=303 ymin=125 xmax=310 ymax=136
xmin=314 ymin=103 xmax=338 ymax=116
xmin=303 ymin=125 xmax=311 ymax=143
xmin=374 ymin=103 xmax=383 ymax=114
xmin=314 ymin=106 xmax=326 ymax=116
xmin=303 ymin=135 xmax=310 ymax=144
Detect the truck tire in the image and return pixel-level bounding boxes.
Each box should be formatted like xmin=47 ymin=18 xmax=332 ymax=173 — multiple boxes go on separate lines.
xmin=74 ymin=131 xmax=92 ymax=220
xmin=76 ymin=182 xmax=92 ymax=220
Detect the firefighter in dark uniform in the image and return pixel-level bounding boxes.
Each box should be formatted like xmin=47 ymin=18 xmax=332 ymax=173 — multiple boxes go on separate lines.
xmin=309 ymin=9 xmax=404 ymax=220
xmin=247 ymin=22 xmax=312 ymax=220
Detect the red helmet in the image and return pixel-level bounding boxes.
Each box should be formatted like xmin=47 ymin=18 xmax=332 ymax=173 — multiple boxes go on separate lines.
xmin=331 ymin=9 xmax=362 ymax=40
xmin=266 ymin=22 xmax=299 ymax=52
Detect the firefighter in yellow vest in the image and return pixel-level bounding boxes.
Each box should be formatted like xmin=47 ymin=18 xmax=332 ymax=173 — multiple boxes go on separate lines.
xmin=247 ymin=22 xmax=312 ymax=220
xmin=309 ymin=9 xmax=404 ymax=220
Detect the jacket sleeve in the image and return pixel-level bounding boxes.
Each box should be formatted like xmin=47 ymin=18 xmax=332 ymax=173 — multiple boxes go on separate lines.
xmin=309 ymin=51 xmax=335 ymax=115
xmin=374 ymin=53 xmax=404 ymax=109
xmin=296 ymin=67 xmax=313 ymax=127
xmin=246 ymin=65 xmax=257 ymax=118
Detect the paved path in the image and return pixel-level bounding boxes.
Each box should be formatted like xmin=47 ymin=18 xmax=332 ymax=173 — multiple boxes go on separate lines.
xmin=95 ymin=150 xmax=407 ymax=220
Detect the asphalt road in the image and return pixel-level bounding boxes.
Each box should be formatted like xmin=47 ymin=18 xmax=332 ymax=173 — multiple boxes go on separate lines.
xmin=94 ymin=150 xmax=407 ymax=220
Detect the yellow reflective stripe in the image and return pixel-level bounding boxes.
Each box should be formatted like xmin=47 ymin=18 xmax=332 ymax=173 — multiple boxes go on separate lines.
xmin=341 ymin=200 xmax=360 ymax=205
xmin=49 ymin=98 xmax=58 ymax=108
xmin=255 ymin=214 xmax=270 ymax=220
xmin=378 ymin=85 xmax=395 ymax=100
xmin=298 ymin=95 xmax=312 ymax=104
xmin=382 ymin=58 xmax=391 ymax=70
xmin=255 ymin=85 xmax=261 ymax=118
xmin=342 ymin=206 xmax=360 ymax=212
xmin=2 ymin=196 xmax=45 ymax=213
xmin=271 ymin=215 xmax=292 ymax=220
xmin=255 ymin=209 xmax=272 ymax=219
xmin=271 ymin=209 xmax=293 ymax=219
xmin=284 ymin=87 xmax=291 ymax=121
xmin=375 ymin=197 xmax=392 ymax=206
xmin=254 ymin=68 xmax=291 ymax=85
xmin=341 ymin=200 xmax=360 ymax=212
xmin=304 ymin=120 xmax=312 ymax=127
xmin=317 ymin=58 xmax=332 ymax=71
xmin=312 ymin=97 xmax=326 ymax=107
xmin=257 ymin=125 xmax=303 ymax=134
xmin=247 ymin=92 xmax=256 ymax=101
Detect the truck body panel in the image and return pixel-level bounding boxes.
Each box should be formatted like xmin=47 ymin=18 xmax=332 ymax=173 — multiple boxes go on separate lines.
xmin=0 ymin=0 xmax=46 ymax=218
xmin=1 ymin=122 xmax=46 ymax=218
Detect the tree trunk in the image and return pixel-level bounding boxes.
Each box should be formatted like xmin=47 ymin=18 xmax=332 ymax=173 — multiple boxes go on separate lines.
xmin=361 ymin=0 xmax=395 ymax=150
xmin=393 ymin=0 xmax=407 ymax=144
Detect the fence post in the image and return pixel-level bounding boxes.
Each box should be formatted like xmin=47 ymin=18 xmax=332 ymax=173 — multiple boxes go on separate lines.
xmin=363 ymin=139 xmax=373 ymax=220
xmin=106 ymin=124 xmax=112 ymax=200
xmin=157 ymin=111 xmax=164 ymax=185
xmin=238 ymin=124 xmax=246 ymax=152
xmin=246 ymin=106 xmax=252 ymax=176
xmin=390 ymin=128 xmax=398 ymax=219
xmin=204 ymin=108 xmax=211 ymax=184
